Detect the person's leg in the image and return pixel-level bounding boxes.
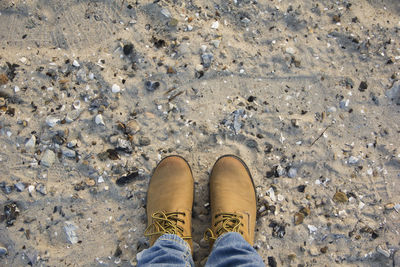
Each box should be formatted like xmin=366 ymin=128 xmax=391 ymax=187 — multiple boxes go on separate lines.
xmin=205 ymin=232 xmax=264 ymax=267
xmin=205 ymin=155 xmax=265 ymax=266
xmin=137 ymin=156 xmax=194 ymax=266
xmin=137 ymin=234 xmax=194 ymax=267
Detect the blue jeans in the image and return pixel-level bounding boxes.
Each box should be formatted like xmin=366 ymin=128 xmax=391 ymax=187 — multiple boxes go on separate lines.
xmin=137 ymin=232 xmax=265 ymax=266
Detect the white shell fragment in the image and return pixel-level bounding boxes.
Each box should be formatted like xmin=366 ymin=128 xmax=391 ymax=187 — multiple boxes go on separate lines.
xmin=95 ymin=114 xmax=105 ymax=125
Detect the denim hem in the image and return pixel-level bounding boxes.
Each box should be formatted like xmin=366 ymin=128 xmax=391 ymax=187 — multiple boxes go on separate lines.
xmin=157 ymin=234 xmax=192 ymax=254
xmin=213 ymin=232 xmax=241 ymax=247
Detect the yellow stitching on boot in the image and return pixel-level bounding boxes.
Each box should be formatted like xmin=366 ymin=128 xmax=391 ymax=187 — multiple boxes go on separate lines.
xmin=145 ymin=211 xmax=192 ymax=241
xmin=204 ymin=213 xmax=243 ymax=241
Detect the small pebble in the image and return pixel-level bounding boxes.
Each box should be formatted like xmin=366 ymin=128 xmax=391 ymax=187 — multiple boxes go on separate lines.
xmin=339 ymin=99 xmax=350 ymax=109
xmin=46 ymin=116 xmax=60 ymax=127
xmin=333 ymin=191 xmax=348 ymax=203
xmin=201 ymin=53 xmax=214 ymax=68
xmin=358 ymin=81 xmax=368 ymax=92
xmin=285 ymin=47 xmax=295 ymax=55
xmin=126 ymin=120 xmax=140 ymax=134
xmin=1 ymin=182 xmax=13 ymax=194
xmin=66 ymin=110 xmax=81 ymax=123
xmin=123 ymin=43 xmax=134 ymax=55
xmin=139 ymin=136 xmax=151 ymax=146
xmin=116 ymin=169 xmax=139 ymax=186
xmin=211 ymin=21 xmax=219 ymax=29
xmin=64 ymin=221 xmax=79 ymax=244
xmin=25 ymin=135 xmax=36 ymax=150
xmin=95 ymin=114 xmax=105 ymax=125
xmin=297 ymin=185 xmax=306 ymax=193
xmin=28 ymin=185 xmax=35 ymax=194
xmin=41 ymin=150 xmax=56 ymax=167
xmin=288 ymin=167 xmax=297 ymax=178
xmin=308 ymin=225 xmax=318 ymax=234
xmin=348 ymin=156 xmax=359 ymax=164
xmin=276 ymin=165 xmax=285 ymax=177
xmin=112 ymin=84 xmax=121 ymax=93
xmin=67 ymin=140 xmax=78 ymax=148
xmin=145 ymin=81 xmax=160 ymax=92
xmin=35 ymin=183 xmax=47 ymax=195
xmin=376 ymin=245 xmax=391 ymax=258
xmin=14 ymin=182 xmax=25 ymax=192
xmin=72 ymin=100 xmax=81 ymax=110
xmin=211 ymin=40 xmax=221 ymax=48
xmin=327 ymin=106 xmax=337 ymax=113
xmin=309 ymin=246 xmax=319 ymax=256
xmin=62 ymin=147 xmax=76 ymax=158
xmin=160 ymin=8 xmax=171 ymax=18
xmin=246 ymin=139 xmax=258 ymax=149
xmin=294 ymin=212 xmax=305 ymax=225
xmin=72 ymin=60 xmax=80 ymax=67
xmin=117 ymin=138 xmax=133 ymax=153
xmin=0 ymin=246 xmax=7 ymax=256
xmin=267 ymin=256 xmax=277 ymax=267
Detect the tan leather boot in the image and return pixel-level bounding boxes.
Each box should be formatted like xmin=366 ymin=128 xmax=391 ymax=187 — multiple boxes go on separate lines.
xmin=144 ymin=156 xmax=194 ymax=252
xmin=206 ymin=155 xmax=257 ymax=246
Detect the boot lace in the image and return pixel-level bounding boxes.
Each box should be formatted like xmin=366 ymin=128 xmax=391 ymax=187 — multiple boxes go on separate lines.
xmin=145 ymin=211 xmax=192 ymax=240
xmin=204 ymin=213 xmax=244 ymax=241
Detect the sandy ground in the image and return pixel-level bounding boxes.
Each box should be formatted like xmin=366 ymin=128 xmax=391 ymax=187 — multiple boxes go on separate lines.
xmin=0 ymin=0 xmax=400 ymax=266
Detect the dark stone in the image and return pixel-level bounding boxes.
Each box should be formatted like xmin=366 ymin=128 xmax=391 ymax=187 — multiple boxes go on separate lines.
xmin=297 ymin=185 xmax=306 ymax=193
xmin=5 ymin=107 xmax=15 ymax=117
xmin=45 ymin=69 xmax=58 ymax=80
xmin=195 ymin=70 xmax=204 ymax=79
xmin=201 ymin=53 xmax=214 ymax=68
xmin=266 ymin=166 xmax=279 ymax=178
xmin=360 ymin=226 xmax=379 ymax=239
xmin=0 ymin=182 xmax=13 ymax=194
xmin=6 ymin=62 xmax=19 ymax=81
xmin=153 ymin=38 xmax=166 ymax=49
xmin=52 ymin=134 xmax=65 ymax=145
xmin=264 ymin=143 xmax=273 ymax=154
xmin=145 ymin=81 xmax=160 ymax=91
xmin=269 ymin=220 xmax=286 ymax=238
xmin=371 ymin=232 xmax=379 ymax=239
xmin=123 ymin=43 xmax=134 ymax=55
xmin=268 ymin=256 xmax=277 ymax=267
xmin=332 ymin=14 xmax=341 ymax=23
xmin=358 ymin=81 xmax=368 ymax=92
xmin=114 ymin=245 xmax=122 ymax=257
xmin=3 ymin=202 xmax=20 ymax=226
xmin=116 ymin=169 xmax=139 ymax=186
xmin=320 ymin=246 xmax=328 ymax=254
xmin=247 ymin=96 xmax=256 ymax=102
xmin=266 ymin=167 xmax=275 ymax=178
xmin=370 ymin=92 xmax=379 ymax=105
xmin=74 ymin=181 xmax=86 ymax=191
xmin=139 ymin=136 xmax=151 ymax=146
xmin=107 ymin=149 xmax=120 ymax=160
xmin=246 ymin=139 xmax=258 ymax=149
